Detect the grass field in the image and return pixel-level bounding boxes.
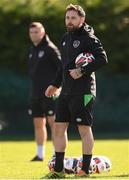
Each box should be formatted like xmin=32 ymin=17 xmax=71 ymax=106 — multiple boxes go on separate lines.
xmin=0 ymin=138 xmax=129 ymax=179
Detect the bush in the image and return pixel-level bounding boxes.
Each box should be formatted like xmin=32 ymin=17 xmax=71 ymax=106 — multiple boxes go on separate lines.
xmin=94 ymin=73 xmax=129 ymax=132
xmin=0 ymin=71 xmax=129 ymax=134
xmin=0 ymin=70 xmax=30 ymax=108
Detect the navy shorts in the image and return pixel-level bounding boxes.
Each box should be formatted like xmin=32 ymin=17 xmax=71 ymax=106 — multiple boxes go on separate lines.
xmin=29 ymin=96 xmax=56 ymax=118
xmin=55 ymin=94 xmax=95 ymax=126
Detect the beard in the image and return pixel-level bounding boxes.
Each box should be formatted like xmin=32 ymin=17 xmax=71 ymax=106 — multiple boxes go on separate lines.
xmin=66 ymin=24 xmax=79 ymax=32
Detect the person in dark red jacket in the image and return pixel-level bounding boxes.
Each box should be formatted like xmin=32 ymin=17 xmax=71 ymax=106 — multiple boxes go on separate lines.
xmin=45 ymin=4 xmax=108 ymax=178
xmin=27 ymin=22 xmax=62 ymax=161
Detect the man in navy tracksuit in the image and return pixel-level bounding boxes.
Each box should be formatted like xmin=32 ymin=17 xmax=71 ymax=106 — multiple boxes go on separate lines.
xmin=27 ymin=22 xmax=62 ymax=161
xmin=45 ymin=4 xmax=108 ymax=178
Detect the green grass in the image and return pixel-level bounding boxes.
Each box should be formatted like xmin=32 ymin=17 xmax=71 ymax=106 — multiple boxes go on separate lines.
xmin=0 ymin=139 xmax=129 ymax=179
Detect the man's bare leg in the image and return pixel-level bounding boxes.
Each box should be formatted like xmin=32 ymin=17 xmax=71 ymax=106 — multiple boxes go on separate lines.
xmin=78 ymin=125 xmax=94 ymax=174
xmin=54 ymin=122 xmax=69 ymax=172
xmin=47 ymin=115 xmax=55 ymax=156
xmin=33 ymin=117 xmax=47 ymax=159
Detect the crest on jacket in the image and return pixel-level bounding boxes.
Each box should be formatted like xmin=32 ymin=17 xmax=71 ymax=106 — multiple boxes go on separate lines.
xmin=73 ymin=40 xmax=80 ymax=48
xmin=38 ymin=50 xmax=44 ymax=58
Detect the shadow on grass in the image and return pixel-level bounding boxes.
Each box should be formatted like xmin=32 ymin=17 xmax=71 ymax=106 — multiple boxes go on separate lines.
xmin=90 ymin=174 xmax=129 ymax=179
xmin=41 ymin=173 xmax=129 ymax=179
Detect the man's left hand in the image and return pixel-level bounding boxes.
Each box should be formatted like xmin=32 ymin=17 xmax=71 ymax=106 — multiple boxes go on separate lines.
xmin=69 ymin=68 xmax=83 ymax=79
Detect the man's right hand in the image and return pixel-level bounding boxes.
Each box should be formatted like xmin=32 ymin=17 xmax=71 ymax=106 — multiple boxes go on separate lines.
xmin=45 ymin=85 xmax=58 ymax=97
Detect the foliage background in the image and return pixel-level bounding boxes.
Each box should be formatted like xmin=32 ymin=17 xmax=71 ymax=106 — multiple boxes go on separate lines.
xmin=0 ymin=0 xmax=129 ymax=135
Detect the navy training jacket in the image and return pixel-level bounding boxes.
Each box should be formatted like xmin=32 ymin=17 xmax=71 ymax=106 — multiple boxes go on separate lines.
xmin=27 ymin=35 xmax=62 ymax=98
xmin=52 ymin=23 xmax=108 ymax=96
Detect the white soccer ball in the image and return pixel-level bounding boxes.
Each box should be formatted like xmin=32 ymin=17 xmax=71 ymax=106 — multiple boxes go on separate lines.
xmin=64 ymin=157 xmax=78 ymax=174
xmin=48 ymin=156 xmax=79 ymax=174
xmin=75 ymin=52 xmax=95 ymax=68
xmin=75 ymin=156 xmax=111 ymax=174
xmin=100 ymin=156 xmax=112 ymax=172
xmin=48 ymin=156 xmax=56 ymax=171
xmin=76 ymin=157 xmax=97 ymax=174
xmin=75 ymin=157 xmax=82 ymax=173
xmin=89 ymin=159 xmax=98 ymax=174
xmin=93 ymin=156 xmax=112 ymax=173
xmin=48 ymin=155 xmax=111 ymax=174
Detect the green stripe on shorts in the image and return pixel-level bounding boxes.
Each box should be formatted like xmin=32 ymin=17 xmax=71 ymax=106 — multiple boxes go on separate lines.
xmin=84 ymin=94 xmax=93 ymax=106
